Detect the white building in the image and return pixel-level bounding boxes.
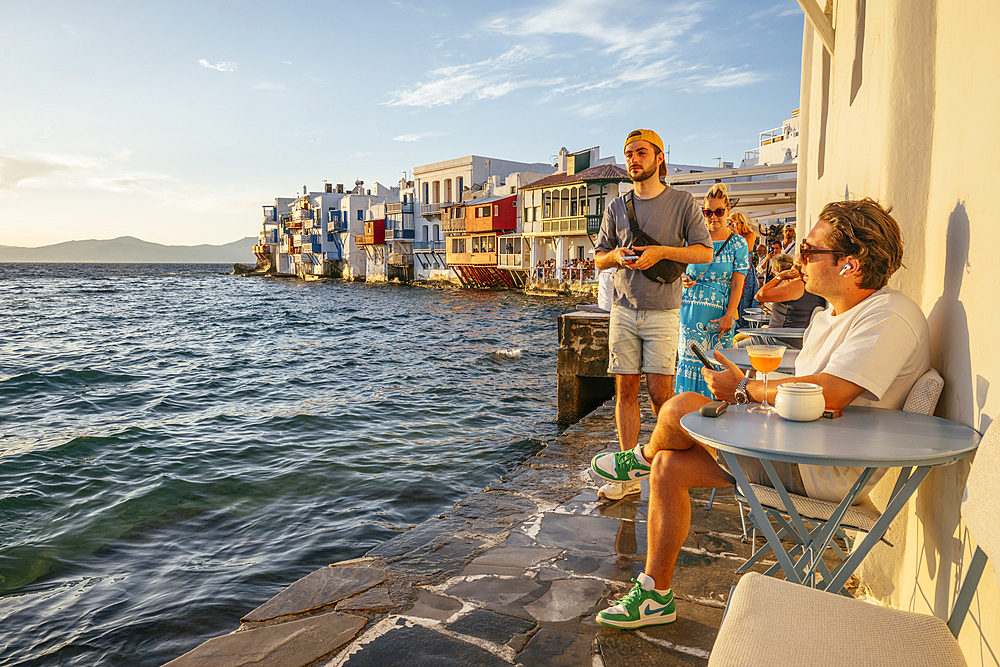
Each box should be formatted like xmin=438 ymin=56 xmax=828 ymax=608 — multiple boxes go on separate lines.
xmin=412 ymin=155 xmax=554 ymax=282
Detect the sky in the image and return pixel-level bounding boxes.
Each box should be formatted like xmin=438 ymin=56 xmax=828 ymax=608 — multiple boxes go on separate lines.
xmin=0 ymin=1 xmax=804 ymax=247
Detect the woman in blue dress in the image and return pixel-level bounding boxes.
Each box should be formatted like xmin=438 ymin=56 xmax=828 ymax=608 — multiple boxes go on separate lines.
xmin=676 ymin=183 xmax=750 ymax=398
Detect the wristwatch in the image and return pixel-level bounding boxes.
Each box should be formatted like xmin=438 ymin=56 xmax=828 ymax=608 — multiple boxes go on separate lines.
xmin=734 ymin=377 xmax=751 ymax=405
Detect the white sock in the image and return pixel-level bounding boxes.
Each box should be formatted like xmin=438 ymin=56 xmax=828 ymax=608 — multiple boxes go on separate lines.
xmin=637 ymin=572 xmax=670 ymax=595
xmin=634 ymin=444 xmax=651 ymax=467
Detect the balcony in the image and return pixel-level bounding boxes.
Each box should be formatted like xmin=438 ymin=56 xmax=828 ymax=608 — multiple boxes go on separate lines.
xmin=291 ymin=209 xmax=314 ymax=222
xmin=389 ymin=252 xmax=413 ymax=266
xmin=442 ymin=219 xmax=466 ymax=235
xmin=448 ymin=251 xmax=497 ymax=266
xmin=385 ymin=227 xmax=415 ymax=241
xmin=329 ymin=220 xmax=349 ymax=232
xmin=420 ymin=202 xmax=453 ymax=217
xmin=261 ymin=230 xmax=278 ymax=244
xmin=524 ymin=215 xmax=590 ymax=236
xmin=498 ymin=251 xmax=527 ymax=270
xmin=585 ymin=215 xmax=603 ymax=235
xmin=252 ymin=245 xmax=270 ymax=255
xmin=387 ymin=202 xmax=414 ymax=215
xmin=414 ymin=240 xmax=446 ymax=252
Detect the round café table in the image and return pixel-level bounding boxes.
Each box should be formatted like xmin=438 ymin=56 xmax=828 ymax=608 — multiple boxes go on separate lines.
xmin=680 ymin=405 xmax=980 ymax=594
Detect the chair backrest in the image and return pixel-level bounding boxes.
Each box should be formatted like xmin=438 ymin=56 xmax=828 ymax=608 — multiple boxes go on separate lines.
xmin=948 ymin=419 xmax=997 ymax=636
xmin=902 ymin=368 xmax=944 ymax=415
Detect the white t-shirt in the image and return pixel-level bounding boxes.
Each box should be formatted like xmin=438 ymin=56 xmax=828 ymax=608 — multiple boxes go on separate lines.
xmin=793 ymin=287 xmax=931 ymax=502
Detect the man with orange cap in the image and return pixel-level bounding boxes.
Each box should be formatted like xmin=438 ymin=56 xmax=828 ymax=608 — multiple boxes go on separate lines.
xmin=592 ymin=129 xmax=713 ymax=500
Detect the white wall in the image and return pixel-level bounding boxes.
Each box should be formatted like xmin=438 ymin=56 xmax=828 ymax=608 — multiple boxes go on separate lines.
xmin=797 ymin=4 xmax=1000 ymax=663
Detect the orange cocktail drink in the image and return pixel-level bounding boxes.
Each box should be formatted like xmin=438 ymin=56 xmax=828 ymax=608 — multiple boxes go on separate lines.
xmin=746 ymin=345 xmax=786 ymax=414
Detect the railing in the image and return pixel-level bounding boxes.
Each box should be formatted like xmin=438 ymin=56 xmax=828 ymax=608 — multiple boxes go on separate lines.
xmin=329 ymin=220 xmax=348 ymax=232
xmin=261 ymin=230 xmax=278 ymax=244
xmin=414 ymin=240 xmax=446 ymax=252
xmin=442 ymin=219 xmax=466 ymax=234
xmin=536 ymin=216 xmax=588 ymax=234
xmin=497 ymin=252 xmax=526 ymax=269
xmin=324 ymin=250 xmax=342 ymax=261
xmin=744 ymin=148 xmax=760 ymax=162
xmin=389 ymin=252 xmax=413 ymax=266
xmin=387 ymin=202 xmax=414 ymax=214
xmin=420 ymin=203 xmax=442 ymax=216
xmin=585 ymin=215 xmax=603 ymax=235
xmin=385 ymin=227 xmax=415 ymax=241
xmin=530 ymin=264 xmax=598 ymax=283
xmin=291 ymin=209 xmax=314 ymax=221
xmin=354 ymin=234 xmax=374 ymax=246
xmin=252 ymin=245 xmax=270 ymax=255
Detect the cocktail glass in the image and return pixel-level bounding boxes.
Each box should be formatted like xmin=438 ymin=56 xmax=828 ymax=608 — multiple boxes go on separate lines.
xmin=746 ymin=345 xmax=786 ymax=414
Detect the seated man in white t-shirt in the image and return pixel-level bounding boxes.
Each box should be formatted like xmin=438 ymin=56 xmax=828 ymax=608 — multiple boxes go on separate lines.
xmin=591 ymin=198 xmax=930 ymax=629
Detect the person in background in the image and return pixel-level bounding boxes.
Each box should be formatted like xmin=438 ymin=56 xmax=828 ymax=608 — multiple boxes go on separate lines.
xmin=674 ymin=183 xmax=750 ymax=398
xmin=758 ymin=240 xmax=782 ymax=284
xmin=751 ymin=253 xmax=826 ymax=349
xmin=781 ymin=224 xmax=797 ymax=254
xmin=728 ymin=211 xmax=759 ymax=329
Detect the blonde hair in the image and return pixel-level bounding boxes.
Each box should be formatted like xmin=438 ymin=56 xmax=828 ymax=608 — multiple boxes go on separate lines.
xmin=705 ymin=183 xmax=730 ymax=208
xmin=728 ymin=210 xmax=752 ymax=236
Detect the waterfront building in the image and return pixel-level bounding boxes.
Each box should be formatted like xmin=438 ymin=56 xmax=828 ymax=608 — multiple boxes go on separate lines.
xmin=272 ymin=186 xmax=347 ymax=278
xmin=384 ymin=177 xmax=416 ymax=283
xmin=413 ymin=155 xmax=554 ymax=283
xmin=254 ymin=197 xmax=294 ymax=273
xmin=358 ymin=202 xmax=389 ymax=282
xmin=332 ymin=181 xmax=396 ymax=280
xmin=520 ymin=147 xmax=627 ymax=286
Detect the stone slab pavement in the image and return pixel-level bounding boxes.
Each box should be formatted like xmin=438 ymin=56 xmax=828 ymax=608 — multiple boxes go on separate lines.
xmin=162 ymin=394 xmax=798 ymax=667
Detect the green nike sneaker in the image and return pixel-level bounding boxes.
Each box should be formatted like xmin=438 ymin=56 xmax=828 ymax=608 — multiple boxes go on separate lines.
xmin=591 ymin=444 xmax=652 ymax=484
xmin=596 ymin=573 xmax=676 ymax=629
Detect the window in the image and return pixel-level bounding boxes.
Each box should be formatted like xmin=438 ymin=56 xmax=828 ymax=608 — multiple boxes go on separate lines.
xmin=357 ymin=210 xmax=363 ymax=220
xmin=477 ymin=205 xmax=489 ymax=218
xmin=543 ymin=192 xmax=551 ymax=218
xmin=493 ymin=205 xmax=499 ymax=217
xmin=452 ymin=239 xmax=460 ymax=253
xmin=433 ymin=181 xmax=440 ymax=203
xmin=445 ymin=179 xmax=452 ymax=203
xmin=423 ymin=183 xmax=429 ymax=202
xmin=456 ymin=176 xmax=464 ymax=200
xmin=422 ymin=225 xmax=429 ymax=242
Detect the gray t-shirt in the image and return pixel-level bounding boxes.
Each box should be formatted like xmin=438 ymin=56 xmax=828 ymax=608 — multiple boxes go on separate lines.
xmin=595 ymin=186 xmax=711 ymax=310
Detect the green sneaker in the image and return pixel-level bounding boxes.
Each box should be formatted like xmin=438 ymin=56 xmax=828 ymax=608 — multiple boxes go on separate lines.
xmin=591 ymin=445 xmax=651 ymax=483
xmin=596 ymin=573 xmax=676 ymax=628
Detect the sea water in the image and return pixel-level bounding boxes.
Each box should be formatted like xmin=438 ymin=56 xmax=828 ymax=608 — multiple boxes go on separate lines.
xmin=0 ymin=264 xmax=578 ymax=666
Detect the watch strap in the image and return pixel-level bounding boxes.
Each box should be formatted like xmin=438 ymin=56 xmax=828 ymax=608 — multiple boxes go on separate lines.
xmin=735 ymin=377 xmax=751 ymax=404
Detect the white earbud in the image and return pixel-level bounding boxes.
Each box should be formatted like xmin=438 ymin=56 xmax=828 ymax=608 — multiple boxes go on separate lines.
xmin=839 ymin=263 xmax=851 ymax=276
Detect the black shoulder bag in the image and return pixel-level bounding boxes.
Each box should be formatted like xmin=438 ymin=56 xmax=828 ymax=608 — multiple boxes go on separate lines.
xmin=624 ymin=191 xmax=688 ymax=285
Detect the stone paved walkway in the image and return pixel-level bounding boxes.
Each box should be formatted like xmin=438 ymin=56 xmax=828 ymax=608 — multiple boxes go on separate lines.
xmin=163 ymin=396 xmax=771 ymax=667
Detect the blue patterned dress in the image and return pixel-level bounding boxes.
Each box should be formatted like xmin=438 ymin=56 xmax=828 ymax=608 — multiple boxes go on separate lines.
xmin=676 ymin=234 xmax=751 ymax=398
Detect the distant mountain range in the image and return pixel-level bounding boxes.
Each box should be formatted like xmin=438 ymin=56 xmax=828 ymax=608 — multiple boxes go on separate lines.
xmin=0 ymin=236 xmax=258 ymax=264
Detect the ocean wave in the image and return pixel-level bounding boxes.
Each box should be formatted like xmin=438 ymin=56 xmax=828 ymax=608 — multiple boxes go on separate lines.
xmin=493 ymin=348 xmax=523 ymax=359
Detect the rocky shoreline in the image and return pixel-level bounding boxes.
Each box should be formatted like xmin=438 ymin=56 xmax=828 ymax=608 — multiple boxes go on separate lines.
xmin=162 ymin=394 xmax=763 ymax=667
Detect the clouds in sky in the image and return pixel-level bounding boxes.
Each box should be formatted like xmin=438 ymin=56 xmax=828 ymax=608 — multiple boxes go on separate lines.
xmin=0 ymin=150 xmax=169 ymax=194
xmin=386 ymin=0 xmax=768 ymax=109
xmin=199 ymin=59 xmax=238 ymax=72
xmin=392 ymin=132 xmax=446 ymax=142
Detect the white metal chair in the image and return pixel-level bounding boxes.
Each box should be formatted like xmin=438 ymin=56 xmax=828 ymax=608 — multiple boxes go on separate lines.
xmin=734 ymin=368 xmax=945 ymax=587
xmin=708 ymin=416 xmax=996 ymax=667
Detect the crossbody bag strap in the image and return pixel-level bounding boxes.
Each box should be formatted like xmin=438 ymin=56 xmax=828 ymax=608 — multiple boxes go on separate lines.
xmin=691 ymin=233 xmax=734 ymax=284
xmin=624 ymin=191 xmax=659 ymax=244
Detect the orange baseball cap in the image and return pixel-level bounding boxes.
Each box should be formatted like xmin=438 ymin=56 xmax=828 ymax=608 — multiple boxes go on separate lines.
xmin=624 ymin=128 xmax=663 ymax=153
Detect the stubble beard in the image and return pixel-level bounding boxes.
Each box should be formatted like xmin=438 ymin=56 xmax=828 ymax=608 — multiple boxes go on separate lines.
xmin=629 ymin=163 xmax=659 ymax=184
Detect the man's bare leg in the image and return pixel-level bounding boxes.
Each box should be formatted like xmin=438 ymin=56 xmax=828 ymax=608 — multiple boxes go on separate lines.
xmin=639 ymin=392 xmax=733 ymax=590
xmin=614 ymin=373 xmax=641 ymax=451
xmin=645 ymin=372 xmax=674 ymax=418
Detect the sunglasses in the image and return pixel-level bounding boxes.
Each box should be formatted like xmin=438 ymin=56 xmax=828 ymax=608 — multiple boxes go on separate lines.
xmin=798 ymin=240 xmax=840 ymax=261
xmin=702 ymin=208 xmax=727 ymax=218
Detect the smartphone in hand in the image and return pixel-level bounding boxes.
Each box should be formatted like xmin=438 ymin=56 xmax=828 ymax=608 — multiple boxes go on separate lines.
xmin=690 ymin=342 xmax=723 ymax=371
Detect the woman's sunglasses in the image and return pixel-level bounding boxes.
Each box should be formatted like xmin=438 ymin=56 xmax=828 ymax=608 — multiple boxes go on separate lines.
xmin=702 ymin=208 xmax=727 ymax=218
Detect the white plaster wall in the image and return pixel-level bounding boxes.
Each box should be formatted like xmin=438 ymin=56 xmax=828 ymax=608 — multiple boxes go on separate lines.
xmin=796 ymin=4 xmax=1000 ymax=663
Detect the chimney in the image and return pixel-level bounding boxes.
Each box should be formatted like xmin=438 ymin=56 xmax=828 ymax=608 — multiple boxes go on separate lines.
xmin=325 ymin=183 xmax=333 ymax=193
xmin=337 ymin=184 xmax=344 ymax=193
